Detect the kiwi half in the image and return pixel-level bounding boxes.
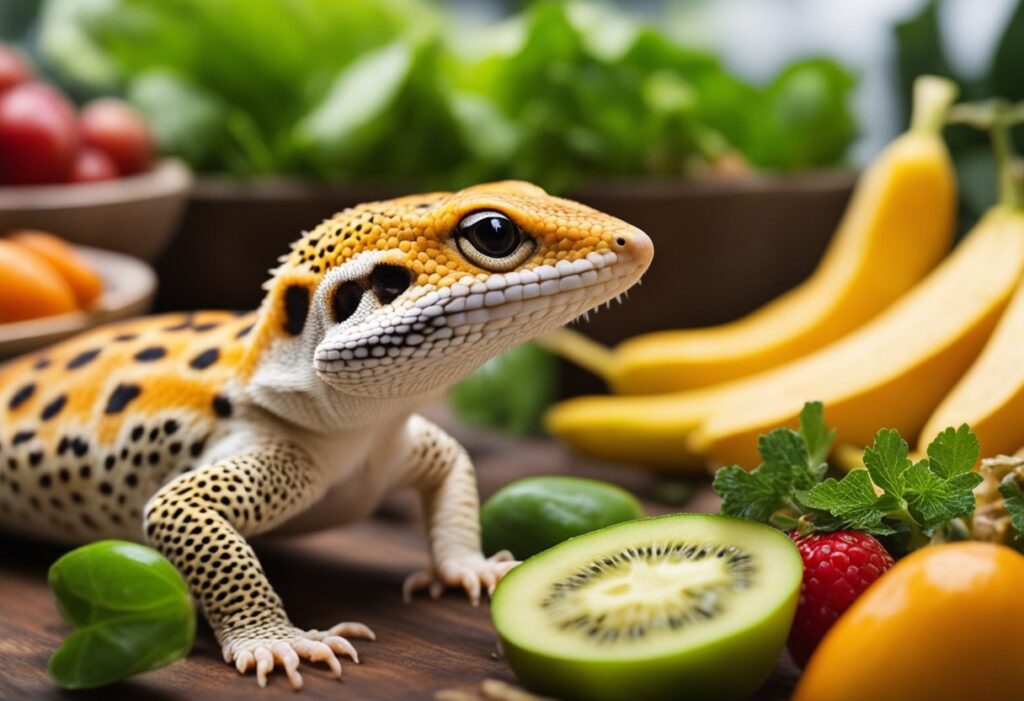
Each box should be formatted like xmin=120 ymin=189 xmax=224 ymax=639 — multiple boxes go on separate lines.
xmin=491 ymin=514 xmax=801 ymax=701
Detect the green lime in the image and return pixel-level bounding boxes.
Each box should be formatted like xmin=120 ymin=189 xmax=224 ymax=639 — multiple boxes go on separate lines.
xmin=481 ymin=476 xmax=644 ymax=559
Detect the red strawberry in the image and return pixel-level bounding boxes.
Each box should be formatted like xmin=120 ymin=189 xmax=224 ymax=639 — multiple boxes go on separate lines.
xmin=787 ymin=530 xmax=894 ymax=667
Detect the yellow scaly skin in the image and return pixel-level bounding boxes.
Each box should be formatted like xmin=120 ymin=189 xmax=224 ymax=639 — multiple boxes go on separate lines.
xmin=0 ymin=181 xmax=652 ymax=688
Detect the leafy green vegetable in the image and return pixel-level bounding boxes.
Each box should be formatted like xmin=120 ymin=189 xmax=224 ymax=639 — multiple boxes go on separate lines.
xmin=714 ymin=402 xmax=982 ymax=553
xmin=712 ymin=402 xmax=831 ymax=523
xmin=449 ymin=342 xmax=558 ymax=436
xmin=999 ymin=473 xmax=1024 ymax=535
xmin=39 ymin=0 xmax=856 ymax=190
xmin=48 ymin=540 xmax=195 ymax=690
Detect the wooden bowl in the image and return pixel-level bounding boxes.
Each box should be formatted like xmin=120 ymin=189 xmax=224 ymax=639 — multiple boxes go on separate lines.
xmin=0 ymin=159 xmax=192 ymax=262
xmin=0 ymin=246 xmax=156 ymax=359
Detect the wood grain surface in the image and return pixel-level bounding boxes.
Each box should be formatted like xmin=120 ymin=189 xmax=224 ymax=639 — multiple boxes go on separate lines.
xmin=0 ymin=417 xmax=799 ymax=701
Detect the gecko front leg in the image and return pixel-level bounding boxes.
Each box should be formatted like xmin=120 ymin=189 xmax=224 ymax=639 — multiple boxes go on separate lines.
xmin=144 ymin=438 xmax=374 ymax=689
xmin=398 ymin=415 xmax=519 ymax=605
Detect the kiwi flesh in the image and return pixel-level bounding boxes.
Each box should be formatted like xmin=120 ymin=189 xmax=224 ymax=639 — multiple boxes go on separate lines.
xmin=491 ymin=514 xmax=802 ymax=701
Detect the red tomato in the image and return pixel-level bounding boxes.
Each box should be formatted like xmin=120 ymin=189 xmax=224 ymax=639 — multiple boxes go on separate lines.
xmin=70 ymin=147 xmax=119 ymax=183
xmin=0 ymin=43 xmax=33 ymax=93
xmin=0 ymin=82 xmax=78 ymax=185
xmin=79 ymin=98 xmax=154 ymax=175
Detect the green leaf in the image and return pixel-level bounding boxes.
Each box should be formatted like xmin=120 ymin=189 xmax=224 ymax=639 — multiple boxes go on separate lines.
xmin=449 ymin=343 xmax=558 ymax=435
xmin=999 ymin=473 xmax=1024 ymax=535
xmin=757 ymin=428 xmax=806 ymax=470
xmin=799 ymin=400 xmax=835 ymax=468
xmin=712 ymin=462 xmax=794 ymax=523
xmin=48 ymin=540 xmax=195 ymax=689
xmin=893 ymin=0 xmax=957 ymax=129
xmin=128 ymin=72 xmax=228 ymax=170
xmin=926 ymin=424 xmax=980 ymax=478
xmin=863 ymin=428 xmax=912 ymax=497
xmin=803 ymin=470 xmax=894 ymax=535
xmin=991 ymin=0 xmax=1024 ymax=103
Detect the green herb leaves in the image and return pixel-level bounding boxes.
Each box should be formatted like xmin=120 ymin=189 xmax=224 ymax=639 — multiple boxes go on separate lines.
xmin=714 ymin=402 xmax=983 ymax=553
xmin=48 ymin=540 xmax=195 ymax=689
xmin=712 ymin=402 xmax=831 ymax=523
xmin=38 ymin=0 xmax=856 ymax=188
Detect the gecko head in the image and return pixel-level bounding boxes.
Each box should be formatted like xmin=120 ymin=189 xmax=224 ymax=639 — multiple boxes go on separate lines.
xmin=253 ymin=181 xmax=652 ymax=399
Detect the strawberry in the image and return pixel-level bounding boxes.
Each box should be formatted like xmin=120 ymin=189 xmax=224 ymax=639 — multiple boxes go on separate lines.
xmin=787 ymin=530 xmax=894 ymax=667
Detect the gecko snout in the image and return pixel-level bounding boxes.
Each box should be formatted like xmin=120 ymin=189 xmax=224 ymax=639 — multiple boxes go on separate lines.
xmin=611 ymin=227 xmax=654 ymax=270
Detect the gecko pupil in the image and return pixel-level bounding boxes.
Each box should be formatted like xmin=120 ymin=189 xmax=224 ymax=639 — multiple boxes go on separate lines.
xmin=465 ymin=215 xmax=521 ymax=258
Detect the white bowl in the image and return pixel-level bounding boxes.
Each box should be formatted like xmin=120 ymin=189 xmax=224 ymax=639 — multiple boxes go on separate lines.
xmin=0 ymin=245 xmax=156 ymax=359
xmin=0 ymin=159 xmax=191 ymax=261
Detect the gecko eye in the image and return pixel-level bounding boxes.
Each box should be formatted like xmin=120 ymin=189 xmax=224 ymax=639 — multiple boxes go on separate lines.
xmin=456 ymin=211 xmax=535 ymax=272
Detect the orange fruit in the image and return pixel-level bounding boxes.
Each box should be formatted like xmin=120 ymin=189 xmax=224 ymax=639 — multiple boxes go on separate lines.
xmin=794 ymin=542 xmax=1024 ymax=701
xmin=8 ymin=230 xmax=103 ymax=309
xmin=0 ymin=239 xmax=78 ymax=322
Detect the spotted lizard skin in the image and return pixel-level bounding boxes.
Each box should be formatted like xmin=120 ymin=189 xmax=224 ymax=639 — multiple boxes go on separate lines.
xmin=0 ymin=181 xmax=653 ymax=689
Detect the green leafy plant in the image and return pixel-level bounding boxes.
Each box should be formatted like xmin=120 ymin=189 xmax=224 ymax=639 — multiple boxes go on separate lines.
xmin=48 ymin=540 xmax=195 ymax=689
xmin=713 ymin=402 xmax=983 ymax=555
xmin=895 ymin=0 xmax=1024 ymax=227
xmin=37 ymin=0 xmax=856 ymax=190
xmin=449 ymin=342 xmax=557 ymax=435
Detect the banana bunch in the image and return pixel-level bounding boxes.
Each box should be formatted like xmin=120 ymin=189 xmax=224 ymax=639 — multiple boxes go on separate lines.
xmin=545 ymin=76 xmax=1024 ymax=471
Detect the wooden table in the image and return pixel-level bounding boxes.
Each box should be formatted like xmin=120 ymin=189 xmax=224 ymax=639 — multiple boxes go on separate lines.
xmin=0 ymin=416 xmax=799 ymax=700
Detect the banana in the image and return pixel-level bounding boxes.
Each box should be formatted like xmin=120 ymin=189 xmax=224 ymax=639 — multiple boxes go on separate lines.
xmin=691 ymin=205 xmax=1024 ymax=467
xmin=917 ymin=265 xmax=1024 ymax=459
xmin=607 ymin=76 xmax=958 ymax=395
xmin=546 ymin=206 xmax=1024 ymax=470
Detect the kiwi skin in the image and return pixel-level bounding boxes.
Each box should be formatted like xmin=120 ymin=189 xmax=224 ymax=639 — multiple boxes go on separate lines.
xmin=492 ymin=514 xmax=802 ymax=701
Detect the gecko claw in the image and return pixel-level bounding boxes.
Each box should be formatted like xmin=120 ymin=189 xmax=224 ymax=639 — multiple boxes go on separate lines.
xmin=403 ymin=553 xmax=520 ymax=605
xmin=223 ymin=620 xmax=373 ymax=688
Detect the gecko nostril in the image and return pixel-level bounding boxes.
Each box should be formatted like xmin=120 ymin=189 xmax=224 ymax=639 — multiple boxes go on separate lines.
xmin=370 ymin=264 xmax=411 ymax=305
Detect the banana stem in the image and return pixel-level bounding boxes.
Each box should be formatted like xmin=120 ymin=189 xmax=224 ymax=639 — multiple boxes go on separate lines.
xmin=537 ymin=328 xmax=614 ymax=380
xmin=947 ymin=99 xmax=1024 ymax=210
xmin=909 ymin=75 xmax=959 ymax=136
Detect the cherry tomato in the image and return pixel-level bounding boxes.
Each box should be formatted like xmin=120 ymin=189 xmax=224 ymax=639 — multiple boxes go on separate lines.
xmin=79 ymin=99 xmax=154 ymax=175
xmin=70 ymin=147 xmax=119 ymax=183
xmin=0 ymin=82 xmax=78 ymax=185
xmin=0 ymin=43 xmax=33 ymax=94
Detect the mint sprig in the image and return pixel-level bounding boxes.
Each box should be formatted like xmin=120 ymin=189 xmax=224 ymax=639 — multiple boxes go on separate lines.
xmin=712 ymin=402 xmax=831 ymax=524
xmin=713 ymin=402 xmax=983 ymax=553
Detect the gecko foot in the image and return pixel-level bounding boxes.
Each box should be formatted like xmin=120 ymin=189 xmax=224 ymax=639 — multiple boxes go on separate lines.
xmin=222 ymin=621 xmax=376 ymax=689
xmin=403 ymin=551 xmax=520 ymax=606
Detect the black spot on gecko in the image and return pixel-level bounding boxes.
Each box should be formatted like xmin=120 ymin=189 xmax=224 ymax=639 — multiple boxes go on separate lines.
xmin=33 ymin=358 xmax=50 ymax=370
xmin=105 ymin=384 xmax=142 ymax=414
xmin=131 ymin=425 xmax=144 ymax=441
xmin=192 ymin=322 xmax=219 ymax=332
xmin=12 ymin=431 xmax=34 ymax=446
xmin=212 ymin=395 xmax=233 ymax=418
xmin=236 ymin=324 xmax=254 ymax=338
xmin=190 ymin=348 xmax=220 ymax=370
xmin=41 ymin=395 xmax=66 ymax=421
xmin=164 ymin=419 xmax=180 ymax=435
xmin=67 ymin=349 xmax=101 ymax=369
xmin=8 ymin=384 xmax=35 ymax=410
xmin=282 ymin=285 xmax=309 ymax=335
xmin=164 ymin=315 xmax=194 ymax=331
xmin=71 ymin=437 xmax=89 ymax=457
xmin=113 ymin=333 xmax=137 ymax=342
xmin=332 ymin=282 xmax=363 ymax=323
xmin=134 ymin=347 xmax=167 ymax=362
